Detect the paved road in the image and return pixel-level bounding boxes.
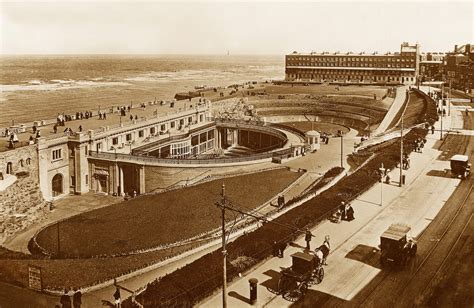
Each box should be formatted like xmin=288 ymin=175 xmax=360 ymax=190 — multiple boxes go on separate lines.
xmin=199 ymin=91 xmax=468 ymax=308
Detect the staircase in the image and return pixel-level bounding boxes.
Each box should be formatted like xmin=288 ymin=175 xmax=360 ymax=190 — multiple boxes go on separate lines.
xmin=223 ymin=145 xmax=257 ymax=157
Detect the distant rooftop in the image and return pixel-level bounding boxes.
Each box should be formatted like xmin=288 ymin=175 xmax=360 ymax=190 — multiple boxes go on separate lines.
xmin=290 ymin=42 xmax=419 ymax=56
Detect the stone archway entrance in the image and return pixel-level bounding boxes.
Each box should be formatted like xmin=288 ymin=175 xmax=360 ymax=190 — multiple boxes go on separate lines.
xmin=52 ymin=173 xmax=63 ymax=197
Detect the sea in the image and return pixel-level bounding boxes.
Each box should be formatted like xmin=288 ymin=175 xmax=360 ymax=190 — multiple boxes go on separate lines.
xmin=0 ymin=55 xmax=284 ymax=127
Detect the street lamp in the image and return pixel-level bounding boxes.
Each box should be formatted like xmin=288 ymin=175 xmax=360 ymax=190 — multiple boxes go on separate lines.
xmin=216 ymin=184 xmax=228 ymax=308
xmin=338 ymin=130 xmax=344 ymax=168
xmin=379 ymin=163 xmax=386 ymax=206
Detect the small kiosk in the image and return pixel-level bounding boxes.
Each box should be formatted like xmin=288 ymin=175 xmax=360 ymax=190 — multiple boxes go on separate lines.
xmin=305 ymin=130 xmax=320 ymax=152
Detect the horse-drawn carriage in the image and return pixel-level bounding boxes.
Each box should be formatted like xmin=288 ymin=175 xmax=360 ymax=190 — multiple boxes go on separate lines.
xmin=380 ymin=224 xmax=417 ymax=268
xmin=277 ymin=251 xmax=325 ymax=301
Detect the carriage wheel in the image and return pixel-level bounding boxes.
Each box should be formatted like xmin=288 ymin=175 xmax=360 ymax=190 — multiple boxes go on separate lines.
xmin=278 ymin=277 xmax=291 ymax=295
xmin=299 ymin=282 xmax=308 ymax=297
xmin=316 ymin=267 xmax=325 ymax=283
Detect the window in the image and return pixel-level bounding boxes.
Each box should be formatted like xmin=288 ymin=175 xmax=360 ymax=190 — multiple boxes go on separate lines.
xmin=126 ymin=133 xmax=132 ymax=141
xmin=112 ymin=137 xmax=119 ymax=145
xmin=96 ymin=142 xmax=102 ymax=152
xmin=188 ymin=116 xmax=193 ymax=123
xmin=171 ymin=121 xmax=175 ymax=128
xmin=26 ymin=158 xmax=31 ymax=165
xmin=138 ymin=130 xmax=144 ymax=138
xmin=199 ymin=114 xmax=204 ymax=122
xmin=150 ymin=127 xmax=156 ymax=135
xmin=52 ymin=149 xmax=62 ymax=160
xmin=85 ymin=175 xmax=88 ymax=185
xmin=19 ymin=159 xmax=24 ymax=167
xmin=161 ymin=124 xmax=166 ymax=131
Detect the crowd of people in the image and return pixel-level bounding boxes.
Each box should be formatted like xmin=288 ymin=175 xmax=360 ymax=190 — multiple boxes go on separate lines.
xmin=414 ymin=137 xmax=426 ymax=153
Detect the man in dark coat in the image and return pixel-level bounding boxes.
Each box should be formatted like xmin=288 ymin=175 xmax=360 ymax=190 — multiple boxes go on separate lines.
xmin=305 ymin=229 xmax=313 ymax=250
xmin=60 ymin=289 xmax=71 ymax=308
xmin=72 ymin=289 xmax=82 ymax=308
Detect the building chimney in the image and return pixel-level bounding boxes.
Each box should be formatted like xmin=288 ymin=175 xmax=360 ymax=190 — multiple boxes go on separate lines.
xmin=454 ymin=45 xmax=458 ymax=52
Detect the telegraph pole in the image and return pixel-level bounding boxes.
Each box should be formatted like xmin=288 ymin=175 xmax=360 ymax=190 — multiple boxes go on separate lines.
xmin=440 ymin=85 xmax=444 ymax=140
xmin=448 ymin=78 xmax=452 ymax=116
xmin=218 ymin=184 xmax=227 ymax=308
xmin=399 ymin=113 xmax=404 ymax=187
xmin=379 ymin=163 xmax=385 ymax=206
xmin=340 ymin=131 xmax=344 ymax=168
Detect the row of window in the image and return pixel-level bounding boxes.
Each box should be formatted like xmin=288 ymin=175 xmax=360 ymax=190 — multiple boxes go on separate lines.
xmin=287 ymin=69 xmax=416 ymax=76
xmin=287 ymin=56 xmax=415 ymax=63
xmin=287 ymin=62 xmax=415 ymax=68
xmin=288 ymin=75 xmax=415 ymax=82
xmin=52 ymin=149 xmax=62 ymax=160
xmin=110 ymin=114 xmax=205 ymax=146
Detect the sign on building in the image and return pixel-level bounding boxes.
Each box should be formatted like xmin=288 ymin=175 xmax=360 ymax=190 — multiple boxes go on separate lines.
xmin=28 ymin=265 xmax=42 ymax=291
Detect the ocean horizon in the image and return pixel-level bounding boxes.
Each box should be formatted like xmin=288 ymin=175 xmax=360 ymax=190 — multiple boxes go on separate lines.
xmin=0 ymin=55 xmax=284 ymax=127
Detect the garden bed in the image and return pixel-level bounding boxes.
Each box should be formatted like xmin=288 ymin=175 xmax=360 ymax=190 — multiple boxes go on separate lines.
xmin=278 ymin=121 xmax=350 ymax=135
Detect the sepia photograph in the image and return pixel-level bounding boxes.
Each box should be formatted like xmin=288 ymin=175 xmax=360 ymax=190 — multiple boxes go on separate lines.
xmin=0 ymin=0 xmax=473 ymax=307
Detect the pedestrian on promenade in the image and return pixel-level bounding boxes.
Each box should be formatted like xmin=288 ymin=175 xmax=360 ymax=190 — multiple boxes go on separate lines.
xmin=431 ymin=125 xmax=435 ymax=134
xmin=346 ymin=204 xmax=355 ymax=221
xmin=339 ymin=201 xmax=346 ymax=216
xmin=78 ymin=125 xmax=82 ymax=132
xmin=60 ymin=289 xmax=72 ymax=308
xmin=72 ymin=289 xmax=82 ymax=308
xmin=114 ymin=286 xmax=121 ymax=308
xmin=103 ymin=112 xmax=107 ymax=120
xmin=130 ymin=114 xmax=133 ymax=121
xmin=305 ymin=228 xmax=313 ymax=250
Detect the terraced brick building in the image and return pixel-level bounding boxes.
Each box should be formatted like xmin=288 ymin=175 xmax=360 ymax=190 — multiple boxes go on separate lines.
xmin=285 ymin=42 xmax=419 ymax=85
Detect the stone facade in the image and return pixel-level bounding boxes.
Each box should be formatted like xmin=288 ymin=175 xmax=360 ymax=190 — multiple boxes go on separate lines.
xmin=0 ymin=145 xmax=47 ymax=244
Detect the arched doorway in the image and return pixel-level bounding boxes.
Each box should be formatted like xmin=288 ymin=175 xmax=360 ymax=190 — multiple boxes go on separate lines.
xmin=6 ymin=162 xmax=13 ymax=174
xmin=52 ymin=174 xmax=63 ymax=197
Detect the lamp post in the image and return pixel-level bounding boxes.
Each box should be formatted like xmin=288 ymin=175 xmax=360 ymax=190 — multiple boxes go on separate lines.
xmin=448 ymin=78 xmax=452 ymax=116
xmin=439 ymin=96 xmax=443 ymax=141
xmin=339 ymin=130 xmax=344 ymax=168
xmin=379 ymin=163 xmax=386 ymax=206
xmin=216 ymin=184 xmax=228 ymax=308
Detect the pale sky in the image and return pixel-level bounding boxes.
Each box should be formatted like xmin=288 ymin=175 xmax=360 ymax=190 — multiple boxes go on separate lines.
xmin=1 ymin=0 xmax=473 ymax=55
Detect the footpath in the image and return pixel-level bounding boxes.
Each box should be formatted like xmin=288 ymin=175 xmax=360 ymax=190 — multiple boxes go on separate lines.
xmin=372 ymin=85 xmax=408 ymax=135
xmin=199 ymin=95 xmax=461 ymax=307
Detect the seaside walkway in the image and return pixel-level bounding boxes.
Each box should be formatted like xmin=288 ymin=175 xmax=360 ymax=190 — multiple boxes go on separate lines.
xmin=372 ymin=85 xmax=408 ymax=136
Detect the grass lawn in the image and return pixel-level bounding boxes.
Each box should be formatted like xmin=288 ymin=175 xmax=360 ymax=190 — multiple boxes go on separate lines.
xmin=0 ymin=241 xmax=201 ymax=290
xmin=387 ymin=91 xmax=427 ymax=130
xmin=35 ymin=168 xmax=301 ymax=258
xmin=279 ymin=121 xmax=350 ymax=135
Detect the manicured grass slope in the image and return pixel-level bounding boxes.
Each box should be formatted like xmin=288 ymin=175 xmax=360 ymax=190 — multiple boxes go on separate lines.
xmin=35 ymin=169 xmax=301 ymax=258
xmin=279 ymin=121 xmax=350 ymax=135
